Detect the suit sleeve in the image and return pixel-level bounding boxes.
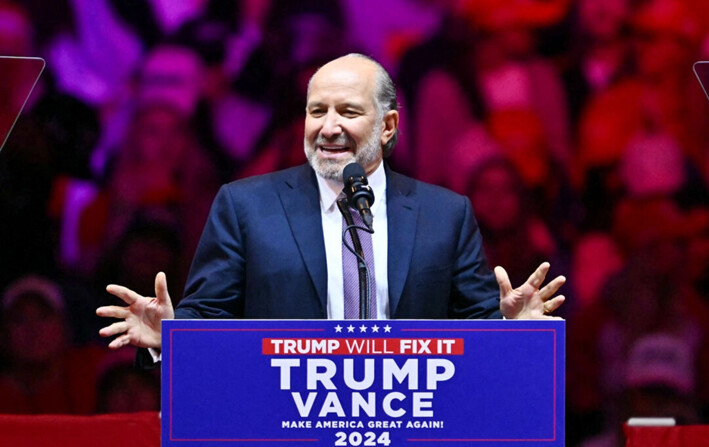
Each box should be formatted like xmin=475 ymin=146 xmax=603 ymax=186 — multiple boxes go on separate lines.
xmin=449 ymin=196 xmax=503 ymax=319
xmin=175 ymin=185 xmax=246 ymax=319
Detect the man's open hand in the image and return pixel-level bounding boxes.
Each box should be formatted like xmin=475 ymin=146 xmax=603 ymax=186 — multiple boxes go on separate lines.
xmin=96 ymin=272 xmax=174 ymax=349
xmin=496 ymin=262 xmax=565 ymax=319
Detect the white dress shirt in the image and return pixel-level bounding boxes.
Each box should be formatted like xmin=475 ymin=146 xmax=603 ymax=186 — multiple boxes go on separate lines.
xmin=316 ymin=162 xmax=389 ymax=319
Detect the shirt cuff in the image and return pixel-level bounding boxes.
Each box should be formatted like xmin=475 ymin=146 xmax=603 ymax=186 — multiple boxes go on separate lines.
xmin=148 ymin=347 xmax=162 ymax=363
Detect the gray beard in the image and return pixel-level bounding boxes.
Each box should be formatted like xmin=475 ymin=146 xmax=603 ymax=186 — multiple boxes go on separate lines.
xmin=304 ymin=122 xmax=382 ymax=181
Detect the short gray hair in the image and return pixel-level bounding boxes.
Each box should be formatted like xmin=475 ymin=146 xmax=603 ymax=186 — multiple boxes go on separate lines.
xmin=307 ymin=53 xmax=399 ymax=157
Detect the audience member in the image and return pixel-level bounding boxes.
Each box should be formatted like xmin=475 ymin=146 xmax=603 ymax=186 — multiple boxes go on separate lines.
xmin=574 ymin=0 xmax=708 ymax=230
xmin=467 ymin=158 xmax=557 ymax=287
xmin=96 ymin=219 xmax=183 ymax=305
xmin=0 ymin=1 xmax=34 ymax=56
xmin=569 ymin=232 xmax=624 ymax=310
xmin=95 ymin=349 xmax=160 ymax=413
xmin=398 ymin=0 xmax=572 ymax=191
xmin=0 ymin=276 xmax=105 ymax=414
xmin=579 ymin=333 xmax=701 ymax=447
xmin=561 ymin=0 xmax=632 ymax=123
xmin=568 ymin=247 xmax=709 ymax=444
xmin=137 ymin=45 xmax=206 ymax=117
xmin=101 ymin=102 xmax=219 ymax=269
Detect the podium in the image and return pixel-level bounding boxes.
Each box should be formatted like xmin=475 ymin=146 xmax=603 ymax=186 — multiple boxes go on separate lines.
xmin=162 ymin=319 xmax=565 ymax=446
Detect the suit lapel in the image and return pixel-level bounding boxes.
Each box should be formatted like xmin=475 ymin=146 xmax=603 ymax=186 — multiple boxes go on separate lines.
xmin=275 ymin=164 xmax=419 ymax=318
xmin=277 ymin=164 xmax=328 ymax=315
xmin=386 ymin=168 xmax=419 ymax=317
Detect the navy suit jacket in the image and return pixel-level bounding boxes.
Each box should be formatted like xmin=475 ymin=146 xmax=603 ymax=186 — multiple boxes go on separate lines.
xmin=175 ymin=163 xmax=502 ymax=320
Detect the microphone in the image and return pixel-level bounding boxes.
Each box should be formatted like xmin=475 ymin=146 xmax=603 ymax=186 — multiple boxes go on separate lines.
xmin=342 ymin=162 xmax=375 ymax=231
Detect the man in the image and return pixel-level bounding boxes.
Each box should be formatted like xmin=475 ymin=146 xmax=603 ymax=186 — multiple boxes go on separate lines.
xmin=97 ymin=54 xmax=565 ymax=351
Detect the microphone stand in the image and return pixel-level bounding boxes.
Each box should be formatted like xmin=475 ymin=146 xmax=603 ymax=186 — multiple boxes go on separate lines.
xmin=337 ymin=199 xmax=371 ymax=319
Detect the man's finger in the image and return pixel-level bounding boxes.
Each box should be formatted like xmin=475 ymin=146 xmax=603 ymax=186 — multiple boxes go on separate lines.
xmin=106 ymin=284 xmax=143 ymax=305
xmin=99 ymin=322 xmax=127 ymax=338
xmin=155 ymin=272 xmax=170 ymax=305
xmin=543 ymin=295 xmax=565 ymax=314
xmin=494 ymin=266 xmax=513 ymax=296
xmin=96 ymin=305 xmax=130 ymax=319
xmin=108 ymin=333 xmax=131 ymax=350
xmin=525 ymin=262 xmax=550 ymax=289
xmin=99 ymin=321 xmax=129 ymax=338
xmin=539 ymin=275 xmax=566 ymax=301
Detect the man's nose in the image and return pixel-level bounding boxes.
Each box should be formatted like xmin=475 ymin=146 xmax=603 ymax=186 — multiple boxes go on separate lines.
xmin=320 ymin=110 xmax=342 ymax=138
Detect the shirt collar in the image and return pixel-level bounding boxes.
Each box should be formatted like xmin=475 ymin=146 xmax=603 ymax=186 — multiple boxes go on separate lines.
xmin=316 ymin=161 xmax=386 ymax=213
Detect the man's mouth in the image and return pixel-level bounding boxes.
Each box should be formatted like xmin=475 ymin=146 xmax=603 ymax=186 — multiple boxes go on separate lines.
xmin=319 ymin=145 xmax=351 ymax=154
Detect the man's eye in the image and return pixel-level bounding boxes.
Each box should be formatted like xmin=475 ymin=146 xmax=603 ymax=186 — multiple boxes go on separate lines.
xmin=342 ymin=110 xmax=360 ymax=117
xmin=309 ymin=109 xmax=325 ymax=117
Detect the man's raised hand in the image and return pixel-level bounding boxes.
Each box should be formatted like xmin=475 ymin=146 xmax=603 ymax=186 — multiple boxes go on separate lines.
xmin=96 ymin=272 xmax=175 ymax=349
xmin=496 ymin=262 xmax=565 ymax=319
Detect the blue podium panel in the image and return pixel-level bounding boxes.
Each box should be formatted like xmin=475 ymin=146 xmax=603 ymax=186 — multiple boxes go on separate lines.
xmin=162 ymin=320 xmax=565 ymax=447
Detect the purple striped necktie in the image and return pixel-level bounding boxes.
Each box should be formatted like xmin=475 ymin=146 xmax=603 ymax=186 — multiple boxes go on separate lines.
xmin=341 ymin=200 xmax=376 ymax=319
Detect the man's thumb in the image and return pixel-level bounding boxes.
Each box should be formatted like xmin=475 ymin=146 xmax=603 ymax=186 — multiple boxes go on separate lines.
xmin=155 ymin=272 xmax=171 ymax=304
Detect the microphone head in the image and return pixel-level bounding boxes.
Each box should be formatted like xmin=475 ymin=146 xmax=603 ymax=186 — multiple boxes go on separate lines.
xmin=342 ymin=162 xmax=366 ymax=184
xmin=342 ymin=162 xmax=374 ymax=207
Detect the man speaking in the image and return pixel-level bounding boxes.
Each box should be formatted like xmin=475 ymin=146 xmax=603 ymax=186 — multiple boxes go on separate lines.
xmin=97 ymin=54 xmax=565 ymax=351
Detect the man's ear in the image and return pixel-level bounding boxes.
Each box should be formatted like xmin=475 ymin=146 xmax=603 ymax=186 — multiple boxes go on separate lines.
xmin=380 ymin=110 xmax=399 ymax=146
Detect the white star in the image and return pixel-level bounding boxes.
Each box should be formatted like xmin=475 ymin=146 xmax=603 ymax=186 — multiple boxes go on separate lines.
xmin=359 ymin=324 xmax=368 ymax=333
xmin=334 ymin=325 xmax=343 ymax=333
xmin=383 ymin=325 xmax=392 ymax=333
xmin=347 ymin=325 xmax=355 ymax=333
xmin=371 ymin=325 xmax=380 ymax=333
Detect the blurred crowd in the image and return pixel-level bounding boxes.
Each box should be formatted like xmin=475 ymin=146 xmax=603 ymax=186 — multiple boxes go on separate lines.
xmin=1 ymin=0 xmax=709 ymax=445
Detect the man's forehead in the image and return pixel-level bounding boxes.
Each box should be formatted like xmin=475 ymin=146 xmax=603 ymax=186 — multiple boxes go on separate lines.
xmin=316 ymin=55 xmax=377 ymax=81
xmin=307 ymin=57 xmax=377 ymax=102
